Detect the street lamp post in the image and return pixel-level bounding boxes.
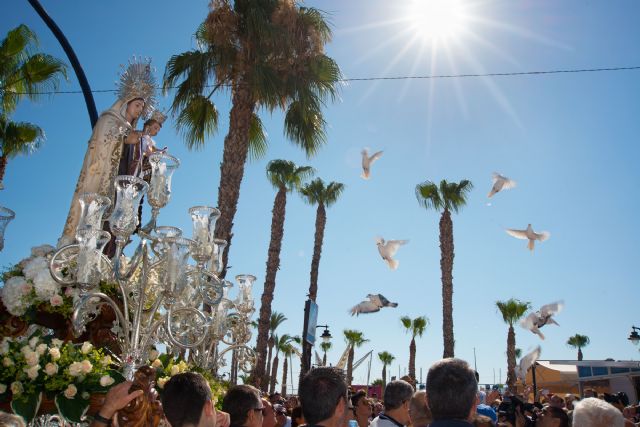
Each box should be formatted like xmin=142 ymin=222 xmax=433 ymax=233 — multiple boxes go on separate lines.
xmin=628 ymin=326 xmax=640 ymax=345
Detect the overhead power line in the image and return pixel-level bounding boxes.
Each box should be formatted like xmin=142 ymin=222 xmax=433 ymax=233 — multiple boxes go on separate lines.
xmin=5 ymin=65 xmax=640 ymax=95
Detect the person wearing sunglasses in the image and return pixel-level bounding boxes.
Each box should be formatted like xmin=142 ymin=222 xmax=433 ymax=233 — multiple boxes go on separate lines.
xmin=222 ymin=384 xmax=267 ymax=427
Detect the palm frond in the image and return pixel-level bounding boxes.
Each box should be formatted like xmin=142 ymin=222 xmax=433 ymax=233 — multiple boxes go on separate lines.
xmin=0 ymin=118 xmax=45 ymax=158
xmin=247 ymin=112 xmax=268 ymax=162
xmin=163 ymin=50 xmax=217 ymax=106
xmin=415 ymin=181 xmax=443 ymax=212
xmin=378 ymin=351 xmax=395 ymax=365
xmin=299 ymin=178 xmax=344 ymax=207
xmin=174 ymin=95 xmax=219 ymax=150
xmin=495 ymin=299 xmax=530 ymax=326
xmin=284 ymin=97 xmax=327 ymax=158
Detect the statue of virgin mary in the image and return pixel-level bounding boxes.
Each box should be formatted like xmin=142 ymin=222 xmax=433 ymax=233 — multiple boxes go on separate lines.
xmin=59 ymin=58 xmax=157 ymax=247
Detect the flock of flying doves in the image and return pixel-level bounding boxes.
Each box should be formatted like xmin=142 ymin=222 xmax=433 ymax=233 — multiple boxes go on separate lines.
xmin=349 ymin=149 xmax=564 ymax=380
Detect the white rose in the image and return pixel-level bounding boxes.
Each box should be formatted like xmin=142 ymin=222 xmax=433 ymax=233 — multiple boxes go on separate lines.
xmin=151 ymin=359 xmax=163 ymax=369
xmin=36 ymin=343 xmax=48 ymax=355
xmin=0 ymin=339 xmax=10 ymax=355
xmin=80 ymin=359 xmax=93 ymax=374
xmin=2 ymin=357 xmax=13 ymax=367
xmin=81 ymin=342 xmax=93 ymax=354
xmin=170 ymin=365 xmax=180 ymax=376
xmin=0 ymin=383 xmax=6 ymax=394
xmin=31 ymin=244 xmax=55 ymax=258
xmin=68 ymin=362 xmax=83 ymax=377
xmin=21 ymin=345 xmax=32 ymax=355
xmin=24 ymin=351 xmax=39 ymax=367
xmin=49 ymin=347 xmax=61 ymax=360
xmin=149 ymin=349 xmax=159 ymax=361
xmin=82 ymin=391 xmax=90 ymax=400
xmin=50 ymin=294 xmax=64 ymax=307
xmin=51 ymin=338 xmax=64 ymax=347
xmin=10 ymin=382 xmax=23 ymax=396
xmin=101 ymin=355 xmax=112 ymax=367
xmin=24 ymin=364 xmax=40 ymax=380
xmin=1 ymin=276 xmax=29 ymax=316
xmin=64 ymin=384 xmax=77 ymax=399
xmin=33 ymin=269 xmax=60 ymax=300
xmin=157 ymin=377 xmax=170 ymax=389
xmin=100 ymin=375 xmax=115 ymax=387
xmin=28 ymin=337 xmax=39 ymax=349
xmin=45 ymin=362 xmax=58 ymax=376
xmin=22 ymin=256 xmax=48 ymax=280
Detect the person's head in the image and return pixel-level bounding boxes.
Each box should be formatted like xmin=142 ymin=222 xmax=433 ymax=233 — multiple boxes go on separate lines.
xmin=426 ymin=358 xmax=478 ymax=422
xmin=0 ymin=411 xmax=26 ymax=427
xmin=382 ymin=380 xmax=414 ymax=424
xmin=270 ymin=392 xmax=284 ymax=405
xmin=125 ymin=98 xmax=146 ymax=122
xmin=572 ymin=397 xmax=624 ymax=427
xmin=351 ymin=390 xmax=372 ymax=420
xmin=222 ymin=384 xmax=263 ymax=427
xmin=409 ymin=390 xmax=432 ymax=427
xmin=548 ymin=394 xmax=565 ymax=409
xmin=472 ymin=414 xmax=494 ymax=427
xmin=274 ymin=404 xmax=288 ymax=427
xmin=291 ymin=406 xmax=305 ymax=427
xmin=162 ymin=372 xmax=217 ymax=427
xmin=299 ymin=367 xmax=348 ymax=427
xmin=536 ymin=406 xmax=569 ymax=427
xmin=143 ymin=118 xmax=162 ymax=136
xmin=563 ymin=394 xmax=577 ymax=410
xmin=262 ymin=399 xmax=277 ymax=427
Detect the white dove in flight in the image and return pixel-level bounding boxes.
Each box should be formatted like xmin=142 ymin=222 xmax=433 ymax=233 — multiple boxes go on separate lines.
xmin=506 ymin=224 xmax=550 ymax=251
xmin=361 ymin=149 xmax=383 ymax=179
xmin=520 ymin=301 xmax=564 ymax=340
xmin=488 ymin=172 xmax=516 ymax=198
xmin=515 ymin=346 xmax=541 ymax=384
xmin=350 ymin=293 xmax=399 ymax=316
xmin=376 ymin=237 xmax=408 ymax=270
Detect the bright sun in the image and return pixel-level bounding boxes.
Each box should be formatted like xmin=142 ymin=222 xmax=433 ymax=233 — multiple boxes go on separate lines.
xmin=408 ymin=0 xmax=468 ymax=42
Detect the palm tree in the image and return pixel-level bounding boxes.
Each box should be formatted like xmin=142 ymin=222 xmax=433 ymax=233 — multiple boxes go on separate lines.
xmin=265 ymin=312 xmax=288 ymax=390
xmin=163 ymin=1 xmax=342 ymax=282
xmin=496 ymin=298 xmax=531 ymax=392
xmin=567 ymin=334 xmax=590 ymax=361
xmin=343 ymin=329 xmax=368 ymax=386
xmin=270 ymin=334 xmax=293 ymax=394
xmin=378 ymin=351 xmax=395 ymax=393
xmin=0 ymin=117 xmax=44 ymax=188
xmin=254 ymin=161 xmax=313 ymax=389
xmin=298 ymin=178 xmax=345 ymax=383
xmin=415 ymin=179 xmax=473 ymax=357
xmin=320 ymin=341 xmax=332 ymax=366
xmin=400 ymin=316 xmax=429 ymax=381
xmin=280 ymin=337 xmax=301 ymax=396
xmin=0 ymin=25 xmax=66 ymax=189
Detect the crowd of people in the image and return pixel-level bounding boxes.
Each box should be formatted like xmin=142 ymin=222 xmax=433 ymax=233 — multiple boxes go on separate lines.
xmin=1 ymin=357 xmax=638 ymax=426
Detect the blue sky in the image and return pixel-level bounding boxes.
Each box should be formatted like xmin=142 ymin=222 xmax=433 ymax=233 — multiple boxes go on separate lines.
xmin=2 ymin=1 xmax=640 ymax=390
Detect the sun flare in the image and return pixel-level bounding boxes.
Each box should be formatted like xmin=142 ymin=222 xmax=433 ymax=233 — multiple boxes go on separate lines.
xmin=408 ymin=0 xmax=468 ymax=42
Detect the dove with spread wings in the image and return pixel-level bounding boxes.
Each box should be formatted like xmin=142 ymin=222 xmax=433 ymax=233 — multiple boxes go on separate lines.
xmin=520 ymin=301 xmax=564 ymax=340
xmin=515 ymin=346 xmax=541 ymax=384
xmin=361 ymin=149 xmax=383 ymax=180
xmin=350 ymin=293 xmax=398 ymax=316
xmin=506 ymin=224 xmax=550 ymax=251
xmin=488 ymin=172 xmax=516 ymax=198
xmin=376 ymin=237 xmax=408 ymax=270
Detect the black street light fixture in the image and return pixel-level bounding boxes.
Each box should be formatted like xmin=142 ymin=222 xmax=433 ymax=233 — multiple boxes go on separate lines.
xmin=628 ymin=326 xmax=640 ymax=345
xmin=317 ymin=324 xmax=332 ymax=343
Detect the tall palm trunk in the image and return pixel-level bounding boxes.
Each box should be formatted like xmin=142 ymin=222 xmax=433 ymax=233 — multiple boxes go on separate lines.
xmin=270 ymin=354 xmax=280 ymax=394
xmin=266 ymin=337 xmax=275 ymax=387
xmin=346 ymin=347 xmax=355 ymax=386
xmin=440 ymin=208 xmax=455 ymax=358
xmin=323 ymin=352 xmax=327 ymax=366
xmin=409 ymin=337 xmax=416 ymax=380
xmin=281 ymin=356 xmax=289 ymax=395
xmin=300 ymin=202 xmax=327 ymax=389
xmin=255 ymin=187 xmax=287 ymax=390
xmin=0 ymin=155 xmax=7 ymax=188
xmin=506 ymin=325 xmax=516 ymax=392
xmin=308 ymin=203 xmax=326 ymax=301
xmin=577 ymin=348 xmax=583 ymax=361
xmin=382 ymin=364 xmax=387 ymax=393
xmin=214 ymin=83 xmax=255 ymax=279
